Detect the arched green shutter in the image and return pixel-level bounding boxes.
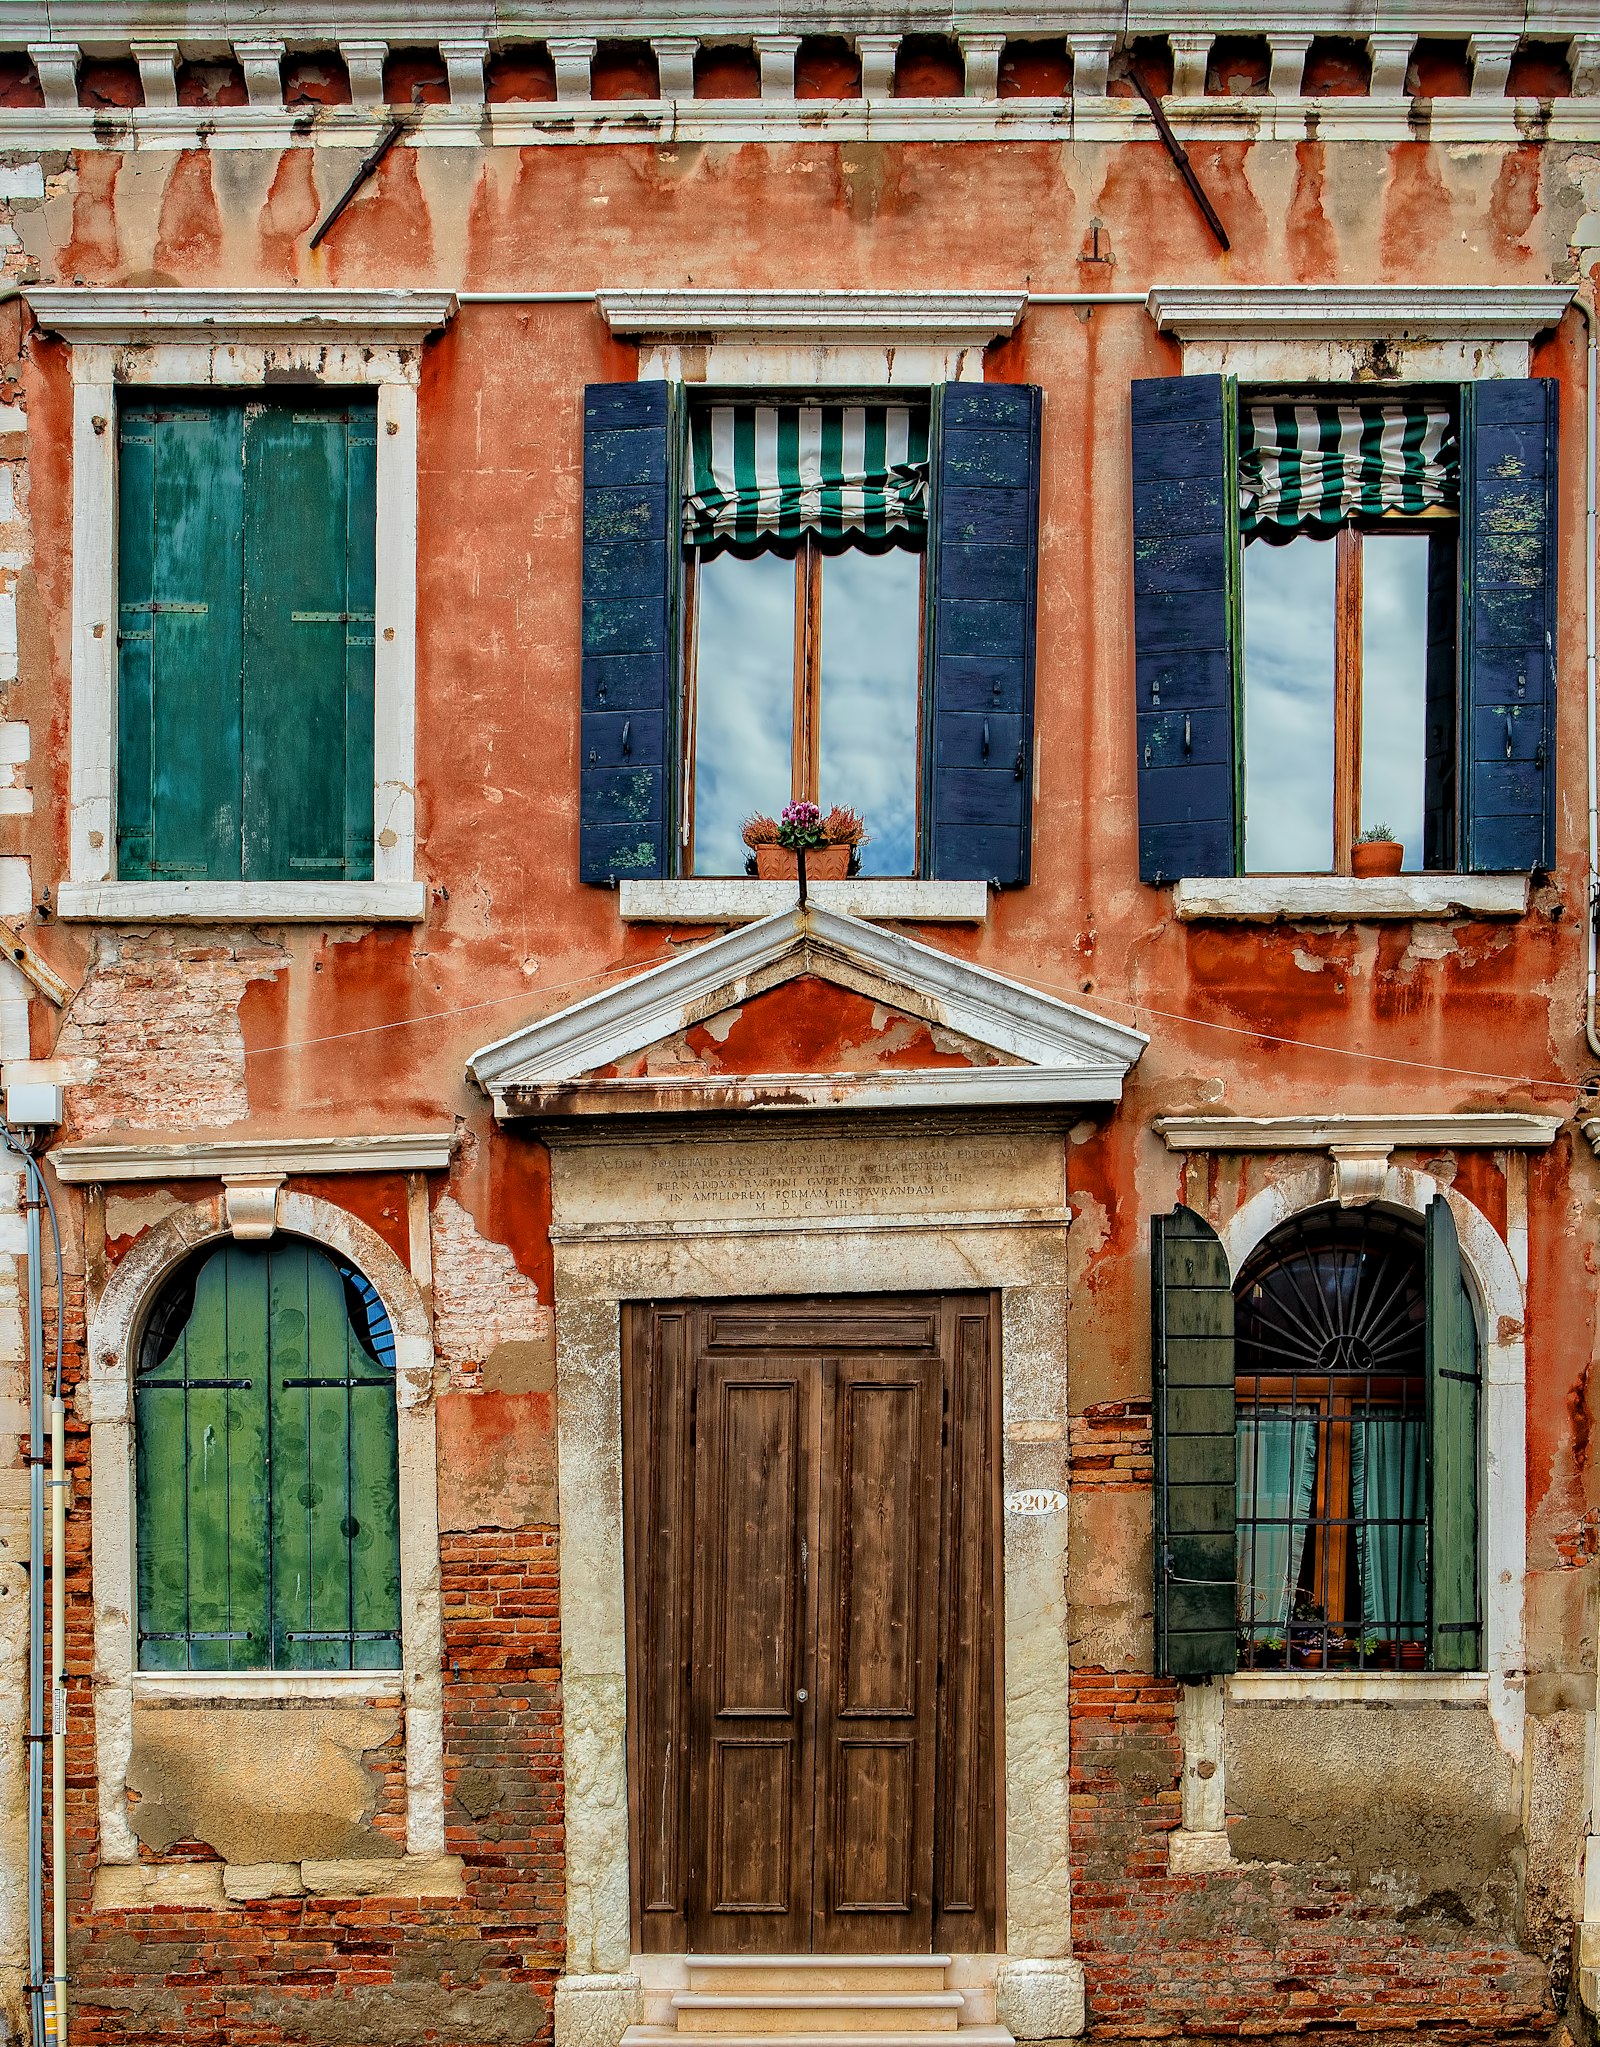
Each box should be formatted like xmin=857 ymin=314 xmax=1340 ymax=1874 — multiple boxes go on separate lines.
xmin=1153 ymin=1203 xmax=1238 ymax=1678
xmin=1426 ymin=1195 xmax=1481 ymax=1671
xmin=136 ymin=1239 xmax=400 ymax=1672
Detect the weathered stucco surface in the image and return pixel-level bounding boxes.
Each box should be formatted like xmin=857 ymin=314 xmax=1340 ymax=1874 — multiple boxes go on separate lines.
xmin=126 ymin=1705 xmax=402 ymax=1865
xmin=0 ymin=38 xmax=1589 ymax=2046
xmin=1225 ymin=1703 xmax=1522 ymax=1917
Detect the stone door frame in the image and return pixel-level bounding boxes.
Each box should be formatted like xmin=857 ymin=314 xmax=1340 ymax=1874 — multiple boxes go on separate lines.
xmin=544 ymin=1118 xmax=1086 ymax=2047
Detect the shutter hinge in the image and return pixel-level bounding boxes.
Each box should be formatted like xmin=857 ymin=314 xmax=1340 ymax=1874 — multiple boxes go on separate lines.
xmin=1013 ymin=743 xmax=1025 ymax=780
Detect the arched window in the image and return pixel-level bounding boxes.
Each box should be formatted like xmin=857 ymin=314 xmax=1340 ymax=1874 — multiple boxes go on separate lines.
xmin=135 ymin=1235 xmax=402 ymax=1672
xmin=1153 ymin=1195 xmax=1481 ymax=1679
xmin=1235 ymin=1208 xmax=1449 ymax=1671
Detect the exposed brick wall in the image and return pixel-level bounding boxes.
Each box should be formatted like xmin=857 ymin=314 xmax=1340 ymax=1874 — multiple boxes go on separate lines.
xmin=1069 ymin=1668 xmax=1553 ymax=2042
xmin=52 ymin=1269 xmax=564 ymax=2047
xmin=53 ymin=935 xmax=287 ymax=1134
xmin=1069 ymin=1400 xmax=1153 ymax=1488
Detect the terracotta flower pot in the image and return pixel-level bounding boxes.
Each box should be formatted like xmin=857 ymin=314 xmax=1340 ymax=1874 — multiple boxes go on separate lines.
xmin=754 ymin=843 xmax=851 ymax=881
xmin=1351 ymin=838 xmax=1404 ymax=878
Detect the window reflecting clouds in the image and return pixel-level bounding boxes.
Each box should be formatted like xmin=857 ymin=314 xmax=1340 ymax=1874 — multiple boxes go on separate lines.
xmin=818 ymin=550 xmax=921 ymax=877
xmin=692 ymin=551 xmax=795 ymax=876
xmin=1243 ymin=537 xmax=1336 ymax=873
xmin=1359 ymin=534 xmax=1429 ymax=869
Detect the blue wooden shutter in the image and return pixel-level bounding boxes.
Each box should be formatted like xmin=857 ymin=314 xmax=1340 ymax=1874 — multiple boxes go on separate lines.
xmin=1461 ymin=378 xmax=1558 ymax=873
xmin=1131 ymin=376 xmax=1239 ymax=884
xmin=1425 ymin=1195 xmax=1481 ymax=1671
xmin=117 ymin=403 xmax=246 ymax=881
xmin=924 ymin=382 xmax=1041 ymax=887
xmin=580 ymin=382 xmax=679 ymax=884
xmin=1153 ymin=1203 xmax=1238 ymax=1679
xmin=242 ymin=399 xmax=377 ymax=881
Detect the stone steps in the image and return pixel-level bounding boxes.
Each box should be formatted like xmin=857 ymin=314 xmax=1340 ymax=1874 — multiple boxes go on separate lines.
xmin=625 ymin=1953 xmax=1014 ymax=2047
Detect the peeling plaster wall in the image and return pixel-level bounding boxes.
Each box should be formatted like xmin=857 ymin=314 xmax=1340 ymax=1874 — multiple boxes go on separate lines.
xmin=0 ymin=88 xmax=1594 ymax=2047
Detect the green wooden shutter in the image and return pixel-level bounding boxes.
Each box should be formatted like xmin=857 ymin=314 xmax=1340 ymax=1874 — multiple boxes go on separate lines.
xmin=268 ymin=1240 xmax=401 ymax=1672
xmin=135 ymin=1245 xmax=270 ymax=1670
xmin=242 ymin=399 xmax=377 ymax=881
xmin=137 ymin=1238 xmax=399 ymax=1673
xmin=1426 ymin=1194 xmax=1481 ymax=1671
xmin=117 ymin=403 xmax=246 ymax=880
xmin=1153 ymin=1204 xmax=1238 ymax=1678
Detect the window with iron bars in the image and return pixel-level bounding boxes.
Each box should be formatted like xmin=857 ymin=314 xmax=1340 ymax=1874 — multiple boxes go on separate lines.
xmin=1234 ymin=1208 xmax=1430 ymax=1671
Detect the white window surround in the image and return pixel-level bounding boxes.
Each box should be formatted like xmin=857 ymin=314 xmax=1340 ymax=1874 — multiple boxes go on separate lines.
xmin=617 ymin=877 xmax=989 ymax=922
xmin=26 ymin=289 xmax=457 ymax=924
xmin=51 ymin=1130 xmax=455 ymax=1183
xmin=82 ymin=1188 xmax=448 ymax=1879
xmin=597 ymin=288 xmax=1026 ymax=386
xmin=1148 ymin=283 xmax=1574 ymax=381
xmin=1171 ymin=874 xmax=1530 ymax=922
xmin=1204 ymin=1158 xmax=1530 ymax=1759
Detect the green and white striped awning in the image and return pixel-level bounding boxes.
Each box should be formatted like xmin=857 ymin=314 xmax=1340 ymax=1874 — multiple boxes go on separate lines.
xmin=1240 ymin=399 xmax=1458 ymax=537
xmin=684 ymin=403 xmax=930 ymax=551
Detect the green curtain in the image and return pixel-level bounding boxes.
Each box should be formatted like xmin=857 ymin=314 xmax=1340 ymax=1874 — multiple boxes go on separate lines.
xmin=1236 ymin=1409 xmax=1318 ymax=1639
xmin=1353 ymin=1413 xmax=1427 ymax=1637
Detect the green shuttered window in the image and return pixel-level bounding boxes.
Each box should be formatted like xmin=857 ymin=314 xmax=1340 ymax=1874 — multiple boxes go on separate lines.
xmin=117 ymin=396 xmax=377 ymax=884
xmin=1152 ymin=1198 xmax=1481 ymax=1679
xmin=135 ymin=1237 xmax=401 ymax=1673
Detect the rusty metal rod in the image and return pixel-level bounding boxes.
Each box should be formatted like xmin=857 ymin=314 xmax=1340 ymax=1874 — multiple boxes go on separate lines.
xmin=309 ymin=114 xmax=410 ymax=249
xmin=1122 ymin=67 xmax=1231 ymax=252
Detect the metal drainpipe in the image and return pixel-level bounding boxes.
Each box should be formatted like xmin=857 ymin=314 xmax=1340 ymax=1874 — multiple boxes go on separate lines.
xmin=21 ymin=1134 xmax=43 ymax=2047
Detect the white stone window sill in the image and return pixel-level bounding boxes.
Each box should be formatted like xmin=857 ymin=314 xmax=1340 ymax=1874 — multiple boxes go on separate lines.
xmin=1172 ymin=874 xmax=1529 ymax=923
xmin=133 ymin=1670 xmax=405 ymax=1702
xmin=55 ymin=880 xmax=427 ymax=923
xmin=1226 ymin=1670 xmax=1489 ymax=1705
xmin=618 ymin=878 xmax=989 ymax=923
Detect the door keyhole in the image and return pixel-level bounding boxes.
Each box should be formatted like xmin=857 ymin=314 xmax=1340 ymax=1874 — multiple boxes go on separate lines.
xmin=796 ymin=1689 xmax=808 ymax=1703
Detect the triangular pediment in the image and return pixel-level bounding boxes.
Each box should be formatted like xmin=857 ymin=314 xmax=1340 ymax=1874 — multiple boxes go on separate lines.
xmin=468 ymin=907 xmax=1146 ymax=1118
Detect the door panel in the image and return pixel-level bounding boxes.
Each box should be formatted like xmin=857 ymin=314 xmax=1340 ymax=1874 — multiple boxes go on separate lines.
xmin=625 ymin=1295 xmax=999 ymax=1955
xmin=814 ymin=1358 xmax=942 ymax=1948
xmin=689 ymin=1354 xmax=818 ymax=1950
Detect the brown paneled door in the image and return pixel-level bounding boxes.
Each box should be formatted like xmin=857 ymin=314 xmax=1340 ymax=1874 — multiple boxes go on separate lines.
xmin=625 ymin=1296 xmax=1000 ymax=1955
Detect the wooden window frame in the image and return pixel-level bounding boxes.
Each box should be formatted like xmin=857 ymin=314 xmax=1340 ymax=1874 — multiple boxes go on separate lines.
xmin=681 ymin=535 xmax=928 ymax=878
xmin=1242 ymin=512 xmax=1457 ymax=876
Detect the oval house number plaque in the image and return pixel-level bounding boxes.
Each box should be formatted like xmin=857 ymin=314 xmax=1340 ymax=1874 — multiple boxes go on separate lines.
xmin=1005 ymin=1487 xmax=1069 ymax=1516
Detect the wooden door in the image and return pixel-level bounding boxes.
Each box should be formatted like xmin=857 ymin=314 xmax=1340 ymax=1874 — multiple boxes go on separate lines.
xmin=625 ymin=1295 xmax=1000 ymax=1956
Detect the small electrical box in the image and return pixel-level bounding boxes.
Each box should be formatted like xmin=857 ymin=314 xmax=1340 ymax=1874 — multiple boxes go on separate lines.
xmin=5 ymin=1081 xmax=62 ymax=1127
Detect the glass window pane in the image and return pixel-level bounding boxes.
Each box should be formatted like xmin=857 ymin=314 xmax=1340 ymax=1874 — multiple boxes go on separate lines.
xmin=817 ymin=548 xmax=921 ymax=877
xmin=692 ymin=551 xmax=795 ymax=876
xmin=1243 ymin=536 xmax=1336 ymax=873
xmin=1359 ymin=532 xmax=1430 ymax=869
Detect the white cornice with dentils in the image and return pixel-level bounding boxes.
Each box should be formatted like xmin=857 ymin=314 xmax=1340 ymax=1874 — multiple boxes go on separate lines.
xmin=467 ymin=903 xmax=1149 ymax=1108
xmin=5 ymin=4 xmax=1596 ymax=36
xmin=25 ymin=287 xmax=459 ymax=346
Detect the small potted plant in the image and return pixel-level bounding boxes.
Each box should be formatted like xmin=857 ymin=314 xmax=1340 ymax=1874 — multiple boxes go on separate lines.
xmin=1352 ymin=824 xmax=1404 ymax=878
xmin=742 ymin=802 xmax=868 ymax=881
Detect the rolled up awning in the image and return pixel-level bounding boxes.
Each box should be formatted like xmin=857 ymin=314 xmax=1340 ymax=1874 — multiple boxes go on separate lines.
xmin=1240 ymin=398 xmax=1458 ymax=538
xmin=684 ymin=403 xmax=929 ymax=551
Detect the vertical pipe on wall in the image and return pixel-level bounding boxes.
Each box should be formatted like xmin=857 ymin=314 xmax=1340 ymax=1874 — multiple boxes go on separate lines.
xmin=22 ymin=1146 xmax=43 ymax=2047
